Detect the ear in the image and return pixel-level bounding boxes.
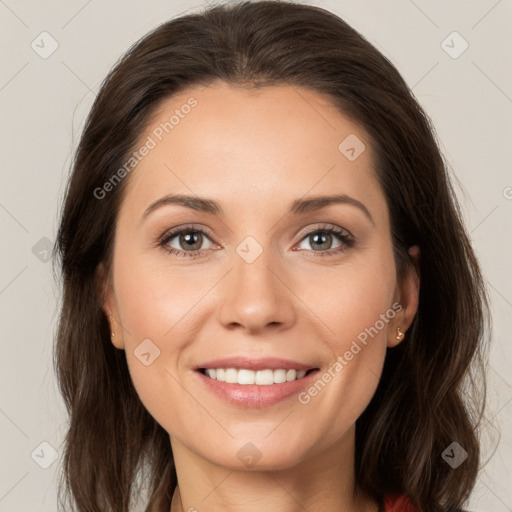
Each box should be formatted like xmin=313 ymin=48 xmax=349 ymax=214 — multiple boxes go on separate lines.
xmin=95 ymin=262 xmax=125 ymax=350
xmin=387 ymin=245 xmax=420 ymax=348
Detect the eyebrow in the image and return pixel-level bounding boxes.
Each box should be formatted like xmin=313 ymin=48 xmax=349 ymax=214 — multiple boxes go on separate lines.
xmin=140 ymin=193 xmax=375 ymax=225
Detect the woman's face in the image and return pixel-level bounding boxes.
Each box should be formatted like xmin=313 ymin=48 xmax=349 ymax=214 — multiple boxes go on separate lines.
xmin=102 ymin=81 xmax=419 ymax=470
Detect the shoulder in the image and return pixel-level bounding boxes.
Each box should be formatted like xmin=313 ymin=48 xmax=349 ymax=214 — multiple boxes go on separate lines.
xmin=382 ymin=494 xmax=472 ymax=512
xmin=382 ymin=494 xmax=418 ymax=512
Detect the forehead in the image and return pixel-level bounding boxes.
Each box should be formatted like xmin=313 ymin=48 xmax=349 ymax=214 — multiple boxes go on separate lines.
xmin=121 ymin=82 xmax=386 ymax=221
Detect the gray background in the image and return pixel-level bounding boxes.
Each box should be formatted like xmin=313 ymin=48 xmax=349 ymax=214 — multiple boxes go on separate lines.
xmin=0 ymin=0 xmax=511 ymax=510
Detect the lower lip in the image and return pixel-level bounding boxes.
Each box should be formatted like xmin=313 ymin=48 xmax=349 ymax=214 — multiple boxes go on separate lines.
xmin=195 ymin=369 xmax=319 ymax=408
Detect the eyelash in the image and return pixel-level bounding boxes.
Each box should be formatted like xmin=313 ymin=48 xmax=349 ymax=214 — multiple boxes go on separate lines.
xmin=158 ymin=223 xmax=356 ymax=259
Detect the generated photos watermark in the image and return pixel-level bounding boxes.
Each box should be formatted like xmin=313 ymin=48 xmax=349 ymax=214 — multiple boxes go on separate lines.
xmin=93 ymin=97 xmax=198 ymax=200
xmin=298 ymin=302 xmax=402 ymax=405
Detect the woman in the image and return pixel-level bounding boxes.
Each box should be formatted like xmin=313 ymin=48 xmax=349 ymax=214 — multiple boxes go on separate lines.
xmin=53 ymin=1 xmax=490 ymax=511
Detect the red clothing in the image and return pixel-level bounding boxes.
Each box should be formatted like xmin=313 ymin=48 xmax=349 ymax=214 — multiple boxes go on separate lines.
xmin=383 ymin=494 xmax=418 ymax=511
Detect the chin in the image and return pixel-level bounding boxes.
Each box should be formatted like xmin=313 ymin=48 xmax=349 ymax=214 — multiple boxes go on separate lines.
xmin=196 ymin=438 xmax=311 ymax=472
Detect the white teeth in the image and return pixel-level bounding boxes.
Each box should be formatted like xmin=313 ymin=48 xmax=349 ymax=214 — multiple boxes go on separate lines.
xmin=273 ymin=369 xmax=287 ymax=383
xmin=286 ymin=369 xmax=296 ymax=382
xmin=203 ymin=367 xmax=310 ymax=385
xmin=255 ymin=369 xmax=274 ymax=385
xmin=224 ymin=368 xmax=238 ymax=384
xmin=238 ymin=369 xmax=255 ymax=385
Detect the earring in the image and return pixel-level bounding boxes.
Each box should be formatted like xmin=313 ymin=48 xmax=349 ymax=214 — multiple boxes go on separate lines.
xmin=111 ymin=332 xmax=115 ymax=338
xmin=396 ymin=327 xmax=404 ymax=341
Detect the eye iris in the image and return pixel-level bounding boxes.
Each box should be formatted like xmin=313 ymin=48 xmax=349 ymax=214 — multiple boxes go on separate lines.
xmin=180 ymin=231 xmax=202 ymax=251
xmin=311 ymin=231 xmax=332 ymax=250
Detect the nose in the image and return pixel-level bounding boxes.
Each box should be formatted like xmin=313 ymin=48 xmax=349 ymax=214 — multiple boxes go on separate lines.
xmin=217 ymin=247 xmax=297 ymax=334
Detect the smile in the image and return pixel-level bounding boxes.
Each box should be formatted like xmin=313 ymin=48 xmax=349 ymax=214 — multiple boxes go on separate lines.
xmin=200 ymin=367 xmax=314 ymax=385
xmin=194 ymin=358 xmax=320 ymax=407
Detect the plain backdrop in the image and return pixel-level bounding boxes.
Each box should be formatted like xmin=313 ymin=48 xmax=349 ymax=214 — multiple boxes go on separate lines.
xmin=0 ymin=0 xmax=511 ymax=510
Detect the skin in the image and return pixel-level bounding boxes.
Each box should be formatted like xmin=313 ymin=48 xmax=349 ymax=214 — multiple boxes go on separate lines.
xmin=99 ymin=81 xmax=420 ymax=512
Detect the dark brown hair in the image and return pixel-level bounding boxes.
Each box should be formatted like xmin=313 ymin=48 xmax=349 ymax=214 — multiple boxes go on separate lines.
xmin=53 ymin=1 xmax=490 ymax=511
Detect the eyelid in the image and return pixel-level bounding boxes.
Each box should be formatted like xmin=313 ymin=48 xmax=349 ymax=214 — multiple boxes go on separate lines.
xmin=159 ymin=223 xmax=218 ymax=244
xmin=295 ymin=223 xmax=353 ymax=240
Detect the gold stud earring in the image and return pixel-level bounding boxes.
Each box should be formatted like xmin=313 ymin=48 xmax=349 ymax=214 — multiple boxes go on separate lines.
xmin=396 ymin=327 xmax=404 ymax=341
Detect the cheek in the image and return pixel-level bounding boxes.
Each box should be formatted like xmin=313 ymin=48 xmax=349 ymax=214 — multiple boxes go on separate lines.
xmin=113 ymin=248 xmax=202 ymax=341
xmin=110 ymin=251 xmax=199 ymax=428
xmin=296 ymin=246 xmax=396 ymax=416
xmin=304 ymin=246 xmax=397 ymax=352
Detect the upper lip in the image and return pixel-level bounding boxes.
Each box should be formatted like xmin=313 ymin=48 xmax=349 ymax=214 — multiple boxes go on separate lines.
xmin=194 ymin=357 xmax=316 ymax=371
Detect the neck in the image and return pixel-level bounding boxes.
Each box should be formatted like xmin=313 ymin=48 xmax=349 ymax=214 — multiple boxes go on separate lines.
xmin=169 ymin=426 xmax=379 ymax=512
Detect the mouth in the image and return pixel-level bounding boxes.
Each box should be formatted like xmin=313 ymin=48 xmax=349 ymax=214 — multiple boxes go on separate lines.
xmin=198 ymin=367 xmax=317 ymax=385
xmin=193 ymin=357 xmax=321 ymax=407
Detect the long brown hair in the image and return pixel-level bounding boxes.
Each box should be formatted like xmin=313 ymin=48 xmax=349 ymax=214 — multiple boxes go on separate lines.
xmin=53 ymin=1 xmax=490 ymax=511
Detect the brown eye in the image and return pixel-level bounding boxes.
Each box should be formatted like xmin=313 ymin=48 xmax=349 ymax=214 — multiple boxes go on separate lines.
xmin=160 ymin=227 xmax=217 ymax=258
xmin=177 ymin=231 xmax=204 ymax=251
xmin=307 ymin=231 xmax=337 ymax=251
xmin=297 ymin=226 xmax=354 ymax=254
